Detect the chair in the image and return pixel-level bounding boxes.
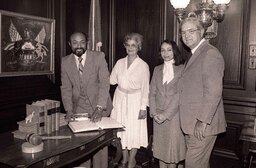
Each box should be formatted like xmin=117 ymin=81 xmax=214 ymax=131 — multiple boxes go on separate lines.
xmin=248 ymin=149 xmax=256 ymax=168
xmin=240 ymin=116 xmax=256 ymax=168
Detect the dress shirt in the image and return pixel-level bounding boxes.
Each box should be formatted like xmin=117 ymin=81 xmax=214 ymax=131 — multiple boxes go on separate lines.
xmin=74 ymin=52 xmax=87 ymax=71
xmin=191 ymin=38 xmax=206 ymax=54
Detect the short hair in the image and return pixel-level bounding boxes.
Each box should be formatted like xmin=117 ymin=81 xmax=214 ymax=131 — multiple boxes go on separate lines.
xmin=180 ymin=14 xmax=204 ymax=31
xmin=69 ymin=32 xmax=87 ymax=42
xmin=124 ymin=33 xmax=143 ymax=50
xmin=159 ymin=40 xmax=185 ymax=65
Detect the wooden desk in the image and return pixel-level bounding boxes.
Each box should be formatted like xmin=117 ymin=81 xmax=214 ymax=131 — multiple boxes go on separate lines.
xmin=0 ymin=126 xmax=122 ymax=168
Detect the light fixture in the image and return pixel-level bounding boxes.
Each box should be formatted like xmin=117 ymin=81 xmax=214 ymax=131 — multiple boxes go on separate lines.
xmin=170 ymin=0 xmax=190 ymax=23
xmin=170 ymin=0 xmax=231 ymax=38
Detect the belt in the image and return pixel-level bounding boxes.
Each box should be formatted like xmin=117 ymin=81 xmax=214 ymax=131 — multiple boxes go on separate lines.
xmin=118 ymin=86 xmax=140 ymax=94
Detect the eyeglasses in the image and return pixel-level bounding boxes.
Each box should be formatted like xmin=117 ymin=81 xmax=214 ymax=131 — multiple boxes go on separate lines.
xmin=181 ymin=29 xmax=199 ymax=36
xmin=124 ymin=43 xmax=138 ymax=48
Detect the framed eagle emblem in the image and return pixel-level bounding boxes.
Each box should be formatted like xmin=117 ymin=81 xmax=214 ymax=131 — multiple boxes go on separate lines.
xmin=0 ymin=10 xmax=55 ymax=77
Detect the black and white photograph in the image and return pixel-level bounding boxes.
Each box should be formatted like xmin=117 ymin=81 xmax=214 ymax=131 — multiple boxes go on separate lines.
xmin=0 ymin=0 xmax=255 ymax=168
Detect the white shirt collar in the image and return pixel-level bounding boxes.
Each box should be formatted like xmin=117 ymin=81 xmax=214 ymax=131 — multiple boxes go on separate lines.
xmin=163 ymin=59 xmax=174 ymax=84
xmin=75 ymin=52 xmax=86 ymax=60
xmin=74 ymin=51 xmax=87 ymax=67
xmin=191 ymin=38 xmax=205 ymax=54
xmin=164 ymin=59 xmax=174 ymax=65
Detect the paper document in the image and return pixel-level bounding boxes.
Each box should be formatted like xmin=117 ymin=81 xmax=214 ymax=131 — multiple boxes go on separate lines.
xmin=68 ymin=117 xmax=124 ymax=133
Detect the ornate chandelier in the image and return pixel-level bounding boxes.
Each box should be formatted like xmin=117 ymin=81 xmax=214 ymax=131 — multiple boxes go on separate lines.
xmin=169 ymin=0 xmax=231 ymax=39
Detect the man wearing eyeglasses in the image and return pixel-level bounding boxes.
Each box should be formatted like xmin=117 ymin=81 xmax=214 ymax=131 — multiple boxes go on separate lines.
xmin=178 ymin=16 xmax=227 ymax=168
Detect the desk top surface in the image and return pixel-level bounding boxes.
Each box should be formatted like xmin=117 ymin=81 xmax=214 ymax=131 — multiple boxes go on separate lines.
xmin=0 ymin=126 xmax=113 ymax=167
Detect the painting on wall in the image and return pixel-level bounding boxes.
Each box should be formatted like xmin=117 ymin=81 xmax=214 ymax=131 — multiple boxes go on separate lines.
xmin=0 ymin=10 xmax=55 ymax=77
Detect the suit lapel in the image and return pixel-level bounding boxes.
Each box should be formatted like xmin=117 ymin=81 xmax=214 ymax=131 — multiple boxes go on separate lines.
xmin=184 ymin=41 xmax=208 ymax=72
xmin=157 ymin=65 xmax=164 ymax=92
xmin=158 ymin=64 xmax=177 ymax=91
xmin=81 ymin=51 xmax=93 ymax=88
xmin=165 ymin=65 xmax=181 ymax=89
xmin=68 ymin=54 xmax=81 ymax=89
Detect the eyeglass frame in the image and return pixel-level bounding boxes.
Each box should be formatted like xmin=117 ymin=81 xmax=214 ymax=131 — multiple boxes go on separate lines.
xmin=123 ymin=43 xmax=139 ymax=49
xmin=180 ymin=29 xmax=200 ymax=36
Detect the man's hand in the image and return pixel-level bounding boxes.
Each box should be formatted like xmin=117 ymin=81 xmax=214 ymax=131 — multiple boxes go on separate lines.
xmin=194 ymin=120 xmax=207 ymax=141
xmin=153 ymin=114 xmax=166 ymax=124
xmin=65 ymin=112 xmax=74 ymax=122
xmin=138 ymin=110 xmax=147 ymax=119
xmin=90 ymin=106 xmax=103 ymax=122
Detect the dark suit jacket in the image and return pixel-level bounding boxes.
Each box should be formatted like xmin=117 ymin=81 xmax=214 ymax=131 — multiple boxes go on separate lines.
xmin=149 ymin=64 xmax=184 ymax=120
xmin=61 ymin=50 xmax=111 ymax=116
xmin=178 ymin=40 xmax=226 ymax=136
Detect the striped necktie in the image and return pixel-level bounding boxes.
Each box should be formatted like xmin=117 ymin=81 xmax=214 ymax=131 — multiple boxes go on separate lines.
xmin=78 ymin=57 xmax=83 ymax=74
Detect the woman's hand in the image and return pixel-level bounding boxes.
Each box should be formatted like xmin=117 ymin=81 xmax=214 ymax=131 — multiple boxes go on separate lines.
xmin=138 ymin=110 xmax=147 ymax=119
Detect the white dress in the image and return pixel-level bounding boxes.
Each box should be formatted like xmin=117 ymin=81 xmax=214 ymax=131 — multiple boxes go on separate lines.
xmin=110 ymin=56 xmax=150 ymax=150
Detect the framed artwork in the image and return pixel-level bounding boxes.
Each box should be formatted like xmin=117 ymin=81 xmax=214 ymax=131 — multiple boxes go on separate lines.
xmin=0 ymin=10 xmax=55 ymax=77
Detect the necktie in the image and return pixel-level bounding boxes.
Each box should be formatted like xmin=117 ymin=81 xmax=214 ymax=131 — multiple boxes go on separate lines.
xmin=78 ymin=57 xmax=83 ymax=74
xmin=185 ymin=52 xmax=192 ymax=67
xmin=187 ymin=52 xmax=192 ymax=62
xmin=78 ymin=57 xmax=85 ymax=96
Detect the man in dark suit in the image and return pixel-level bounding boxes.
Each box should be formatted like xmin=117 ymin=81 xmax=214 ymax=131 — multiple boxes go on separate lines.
xmin=178 ymin=16 xmax=227 ymax=168
xmin=61 ymin=32 xmax=111 ymax=168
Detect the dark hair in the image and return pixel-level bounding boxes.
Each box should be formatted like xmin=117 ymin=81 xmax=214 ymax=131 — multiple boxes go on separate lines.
xmin=69 ymin=32 xmax=88 ymax=42
xmin=159 ymin=40 xmax=185 ymax=65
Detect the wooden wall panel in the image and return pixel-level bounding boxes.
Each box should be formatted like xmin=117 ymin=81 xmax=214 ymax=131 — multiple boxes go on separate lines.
xmin=214 ymin=122 xmax=242 ymax=160
xmin=65 ymin=0 xmax=90 ymax=55
xmin=0 ymin=0 xmax=61 ymax=133
xmin=65 ymin=0 xmax=110 ymax=67
xmin=66 ymin=1 xmax=89 ymax=47
xmin=160 ymin=0 xmax=175 ymax=43
xmin=0 ymin=0 xmax=48 ymax=17
xmin=101 ymin=0 xmax=111 ymax=66
xmin=115 ymin=0 xmax=162 ymax=75
xmin=212 ymin=0 xmax=249 ymax=89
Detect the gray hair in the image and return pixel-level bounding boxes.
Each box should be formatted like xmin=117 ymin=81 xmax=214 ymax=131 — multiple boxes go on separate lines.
xmin=124 ymin=33 xmax=143 ymax=50
xmin=180 ymin=14 xmax=204 ymax=31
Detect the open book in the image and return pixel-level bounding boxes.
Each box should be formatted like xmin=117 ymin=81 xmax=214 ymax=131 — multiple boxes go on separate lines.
xmin=68 ymin=117 xmax=124 ymax=133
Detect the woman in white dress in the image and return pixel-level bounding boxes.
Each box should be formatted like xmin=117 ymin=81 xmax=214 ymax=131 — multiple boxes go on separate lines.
xmin=110 ymin=33 xmax=150 ymax=168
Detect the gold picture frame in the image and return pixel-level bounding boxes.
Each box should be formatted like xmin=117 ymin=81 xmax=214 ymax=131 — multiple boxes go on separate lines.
xmin=0 ymin=10 xmax=55 ymax=77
